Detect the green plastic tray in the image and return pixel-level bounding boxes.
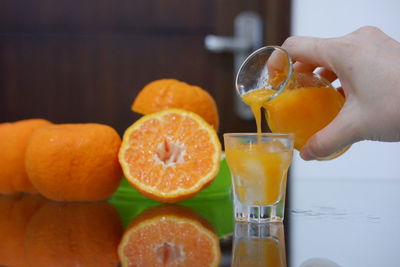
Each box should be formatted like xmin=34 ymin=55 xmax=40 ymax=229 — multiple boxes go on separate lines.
xmin=109 ymin=158 xmax=234 ymax=237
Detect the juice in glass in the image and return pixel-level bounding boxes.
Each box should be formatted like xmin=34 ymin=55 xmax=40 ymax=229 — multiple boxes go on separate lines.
xmin=224 ymin=133 xmax=293 ymax=222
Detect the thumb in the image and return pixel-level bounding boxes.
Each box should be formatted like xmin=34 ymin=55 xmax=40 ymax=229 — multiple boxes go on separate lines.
xmin=300 ymin=107 xmax=361 ymax=160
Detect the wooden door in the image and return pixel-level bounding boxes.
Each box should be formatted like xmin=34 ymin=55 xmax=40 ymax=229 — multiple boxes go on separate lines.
xmin=0 ymin=0 xmax=291 ymax=140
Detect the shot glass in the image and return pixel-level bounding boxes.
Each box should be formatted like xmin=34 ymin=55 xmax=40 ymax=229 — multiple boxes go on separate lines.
xmin=224 ymin=133 xmax=294 ymax=222
xmin=232 ymin=222 xmax=287 ymax=267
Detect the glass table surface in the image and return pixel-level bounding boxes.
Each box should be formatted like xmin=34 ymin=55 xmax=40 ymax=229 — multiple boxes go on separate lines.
xmin=1 ymin=159 xmax=399 ymax=267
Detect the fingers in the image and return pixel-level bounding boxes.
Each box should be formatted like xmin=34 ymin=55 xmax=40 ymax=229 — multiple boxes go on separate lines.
xmin=284 ymin=37 xmax=338 ymax=82
xmin=293 ymin=62 xmax=316 ymax=73
xmin=316 ymin=68 xmax=337 ymax=83
xmin=267 ymin=47 xmax=291 ymax=74
xmin=299 ymin=106 xmax=360 ymax=160
xmin=282 ymin=36 xmax=334 ymax=71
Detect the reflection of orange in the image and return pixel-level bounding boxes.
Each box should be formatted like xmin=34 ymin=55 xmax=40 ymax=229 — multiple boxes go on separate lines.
xmin=25 ymin=201 xmax=123 ymax=267
xmin=0 ymin=118 xmax=51 ymax=194
xmin=119 ymin=109 xmax=221 ymax=203
xmin=132 ymin=79 xmax=219 ymax=130
xmin=25 ymin=123 xmax=122 ymax=201
xmin=118 ymin=205 xmax=221 ymax=267
xmin=0 ymin=194 xmax=47 ymax=267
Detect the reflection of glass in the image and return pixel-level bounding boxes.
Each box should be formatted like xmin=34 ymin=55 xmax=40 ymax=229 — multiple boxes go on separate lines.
xmin=118 ymin=204 xmax=221 ymax=267
xmin=224 ymin=133 xmax=293 ymax=222
xmin=236 ymin=46 xmax=349 ymax=160
xmin=300 ymin=258 xmax=341 ymax=267
xmin=232 ymin=222 xmax=286 ymax=267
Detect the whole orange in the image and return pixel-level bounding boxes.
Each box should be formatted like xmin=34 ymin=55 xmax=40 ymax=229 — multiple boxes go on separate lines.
xmin=0 ymin=118 xmax=52 ymax=194
xmin=132 ymin=79 xmax=219 ymax=130
xmin=25 ymin=123 xmax=122 ymax=201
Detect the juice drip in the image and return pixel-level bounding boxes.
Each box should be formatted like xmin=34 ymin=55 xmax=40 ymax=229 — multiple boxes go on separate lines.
xmin=242 ymin=89 xmax=275 ymax=136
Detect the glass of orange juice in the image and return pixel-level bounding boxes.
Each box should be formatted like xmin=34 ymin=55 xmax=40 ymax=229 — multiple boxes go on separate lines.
xmin=232 ymin=222 xmax=286 ymax=267
xmin=236 ymin=46 xmax=348 ymax=160
xmin=224 ymin=133 xmax=293 ymax=222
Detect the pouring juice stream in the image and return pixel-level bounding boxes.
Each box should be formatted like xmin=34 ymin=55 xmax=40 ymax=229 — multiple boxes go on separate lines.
xmin=236 ymin=46 xmax=348 ymax=159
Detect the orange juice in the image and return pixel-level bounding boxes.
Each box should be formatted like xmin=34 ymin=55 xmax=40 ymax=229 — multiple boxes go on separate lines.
xmin=232 ymin=222 xmax=286 ymax=267
xmin=242 ymin=85 xmax=345 ymax=151
xmin=242 ymin=88 xmax=274 ymax=135
xmin=225 ymin=141 xmax=292 ymax=206
xmin=232 ymin=237 xmax=286 ymax=267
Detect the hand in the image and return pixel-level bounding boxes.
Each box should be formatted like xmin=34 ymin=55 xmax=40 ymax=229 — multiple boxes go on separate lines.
xmin=281 ymin=26 xmax=400 ymax=160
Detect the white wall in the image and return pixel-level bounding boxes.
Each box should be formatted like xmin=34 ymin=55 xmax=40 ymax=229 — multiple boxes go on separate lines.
xmin=290 ymin=0 xmax=400 ymax=179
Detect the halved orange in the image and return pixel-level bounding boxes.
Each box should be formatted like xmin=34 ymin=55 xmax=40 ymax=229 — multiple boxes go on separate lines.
xmin=118 ymin=205 xmax=221 ymax=267
xmin=118 ymin=109 xmax=221 ymax=203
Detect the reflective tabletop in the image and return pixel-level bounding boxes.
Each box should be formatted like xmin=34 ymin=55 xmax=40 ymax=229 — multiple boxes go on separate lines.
xmin=1 ymin=169 xmax=400 ymax=266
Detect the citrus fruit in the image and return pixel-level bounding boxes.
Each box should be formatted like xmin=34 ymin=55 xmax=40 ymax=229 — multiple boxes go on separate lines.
xmin=25 ymin=123 xmax=122 ymax=201
xmin=118 ymin=205 xmax=221 ymax=267
xmin=0 ymin=118 xmax=52 ymax=194
xmin=118 ymin=109 xmax=221 ymax=203
xmin=131 ymin=79 xmax=219 ymax=130
xmin=25 ymin=201 xmax=123 ymax=267
xmin=0 ymin=194 xmax=47 ymax=267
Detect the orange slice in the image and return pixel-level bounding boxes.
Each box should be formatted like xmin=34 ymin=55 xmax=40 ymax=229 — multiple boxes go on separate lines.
xmin=118 ymin=109 xmax=221 ymax=203
xmin=131 ymin=79 xmax=219 ymax=130
xmin=118 ymin=205 xmax=221 ymax=267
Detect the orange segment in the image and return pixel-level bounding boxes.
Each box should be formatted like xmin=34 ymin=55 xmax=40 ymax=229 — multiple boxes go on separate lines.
xmin=131 ymin=79 xmax=219 ymax=130
xmin=118 ymin=205 xmax=221 ymax=267
xmin=119 ymin=109 xmax=221 ymax=203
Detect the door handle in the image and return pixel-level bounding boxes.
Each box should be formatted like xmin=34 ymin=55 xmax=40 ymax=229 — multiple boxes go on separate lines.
xmin=205 ymin=11 xmax=263 ymax=120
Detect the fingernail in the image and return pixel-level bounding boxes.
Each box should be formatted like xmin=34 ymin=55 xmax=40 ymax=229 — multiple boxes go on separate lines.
xmin=300 ymin=147 xmax=316 ymax=161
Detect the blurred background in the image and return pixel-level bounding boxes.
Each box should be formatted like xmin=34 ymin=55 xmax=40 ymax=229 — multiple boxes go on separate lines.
xmin=0 ymin=0 xmax=290 ymax=139
xmin=1 ymin=0 xmax=399 ymax=179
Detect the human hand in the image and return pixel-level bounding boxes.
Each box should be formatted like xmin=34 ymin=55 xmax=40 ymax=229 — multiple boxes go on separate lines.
xmin=281 ymin=26 xmax=400 ymax=160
